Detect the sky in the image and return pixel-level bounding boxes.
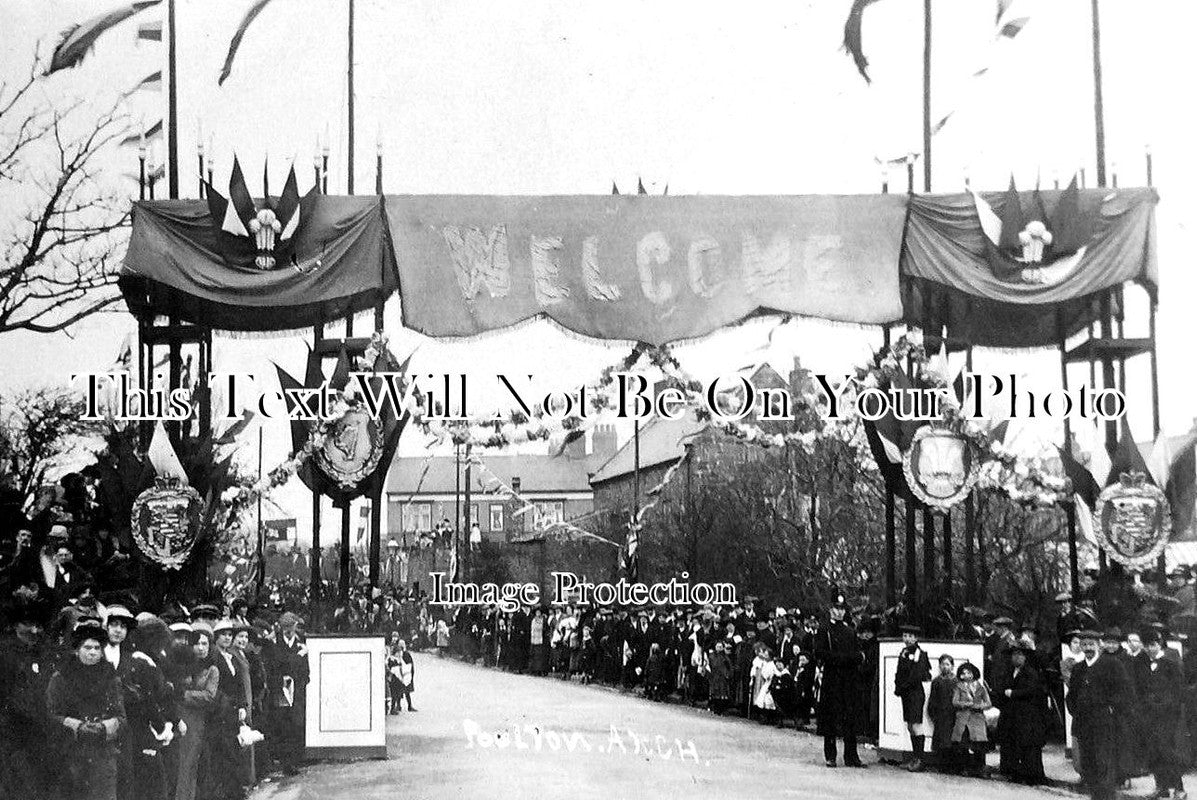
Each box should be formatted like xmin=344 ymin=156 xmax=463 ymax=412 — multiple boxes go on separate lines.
xmin=1 ymin=0 xmax=1194 ymax=541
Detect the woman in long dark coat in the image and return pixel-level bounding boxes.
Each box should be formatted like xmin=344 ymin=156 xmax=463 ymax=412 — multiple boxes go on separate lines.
xmin=996 ymin=645 xmax=1048 ymax=784
xmin=46 ymin=622 xmax=127 ymax=800
xmin=1140 ymin=631 xmax=1189 ymax=798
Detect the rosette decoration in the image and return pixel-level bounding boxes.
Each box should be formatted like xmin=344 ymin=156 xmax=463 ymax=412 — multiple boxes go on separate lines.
xmin=275 ymin=333 xmax=412 ymax=505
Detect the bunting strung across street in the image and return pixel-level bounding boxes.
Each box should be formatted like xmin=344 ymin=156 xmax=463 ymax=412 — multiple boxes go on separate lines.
xmin=387 ymin=194 xmax=906 ymax=345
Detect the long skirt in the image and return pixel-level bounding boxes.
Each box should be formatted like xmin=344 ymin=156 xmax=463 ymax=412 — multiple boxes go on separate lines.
xmin=174 ymin=710 xmax=206 ymax=800
xmin=64 ymin=751 xmax=118 ymax=800
xmin=529 ymin=644 xmax=548 ymax=675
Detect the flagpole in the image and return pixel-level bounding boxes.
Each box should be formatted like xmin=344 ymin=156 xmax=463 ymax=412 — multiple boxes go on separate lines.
xmin=922 ymin=0 xmax=932 ymax=192
xmin=1090 ymin=0 xmax=1107 ymax=188
xmin=347 ymin=0 xmax=355 ymax=194
xmin=167 ymin=0 xmax=178 ymax=199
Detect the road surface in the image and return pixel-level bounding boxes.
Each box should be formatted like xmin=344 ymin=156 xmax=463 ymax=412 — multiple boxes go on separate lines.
xmin=250 ymin=655 xmax=1072 ymax=800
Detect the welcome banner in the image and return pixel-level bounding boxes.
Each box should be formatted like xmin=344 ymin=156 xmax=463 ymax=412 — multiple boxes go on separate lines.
xmin=386 ymin=194 xmax=906 ymax=344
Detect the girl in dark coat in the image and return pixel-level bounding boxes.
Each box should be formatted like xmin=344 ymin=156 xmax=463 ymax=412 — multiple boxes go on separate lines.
xmin=643 ymin=643 xmax=666 ymax=701
xmin=996 ymin=645 xmax=1048 ymax=784
xmin=46 ymin=623 xmax=127 ymax=800
xmin=894 ymin=625 xmax=932 ymax=770
xmin=926 ymin=654 xmax=958 ymax=771
xmin=174 ymin=626 xmax=219 ymax=800
xmin=707 ymin=641 xmax=732 ymax=714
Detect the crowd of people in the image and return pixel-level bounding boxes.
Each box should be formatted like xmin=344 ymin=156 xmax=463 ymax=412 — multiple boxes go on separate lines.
xmin=428 ymin=582 xmax=1197 ymax=800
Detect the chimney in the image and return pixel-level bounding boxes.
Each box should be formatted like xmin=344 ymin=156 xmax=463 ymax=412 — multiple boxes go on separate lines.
xmin=591 ymin=424 xmax=618 ymax=464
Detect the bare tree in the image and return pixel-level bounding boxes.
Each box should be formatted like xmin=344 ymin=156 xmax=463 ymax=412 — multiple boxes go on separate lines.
xmin=0 ymin=386 xmax=98 ymax=500
xmin=0 ymin=50 xmax=131 ymax=334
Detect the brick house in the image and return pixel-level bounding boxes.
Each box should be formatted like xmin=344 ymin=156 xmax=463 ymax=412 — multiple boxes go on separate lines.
xmin=384 ymin=427 xmax=619 ymax=545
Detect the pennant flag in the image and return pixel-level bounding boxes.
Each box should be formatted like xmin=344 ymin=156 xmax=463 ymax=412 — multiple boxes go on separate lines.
xmin=219 ymin=0 xmax=275 ymax=85
xmin=122 ymin=70 xmax=162 ymax=97
xmin=1075 ymin=495 xmax=1099 ymax=545
xmin=1059 ymin=444 xmax=1101 ymax=509
xmin=611 ymin=182 xmax=620 ymax=195
xmin=46 ymin=1 xmax=161 ymax=74
xmin=136 ymin=20 xmax=163 ymax=41
xmin=120 ymin=119 xmax=163 ymax=148
xmin=637 ymin=177 xmax=647 ymax=195
xmin=1107 ymin=420 xmax=1153 ymax=486
xmin=146 ymin=422 xmax=187 ymax=483
xmin=1168 ymin=441 xmax=1197 ymax=540
xmin=112 ymin=333 xmax=133 ymax=370
xmin=998 ymin=16 xmax=1029 ymax=38
xmin=842 ymin=0 xmax=883 ymax=83
xmin=1146 ymin=430 xmax=1197 ymax=490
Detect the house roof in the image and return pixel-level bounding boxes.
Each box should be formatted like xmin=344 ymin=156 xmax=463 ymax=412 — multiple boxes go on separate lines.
xmin=589 ymin=409 xmax=707 ymax=485
xmin=387 ymin=451 xmax=594 ymax=496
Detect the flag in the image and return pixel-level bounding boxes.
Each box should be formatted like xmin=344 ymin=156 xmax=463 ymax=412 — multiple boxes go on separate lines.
xmin=1168 ymin=441 xmax=1197 ymax=540
xmin=120 ymin=119 xmax=163 ymax=148
xmin=1107 ymin=420 xmax=1153 ymax=486
xmin=46 ymin=1 xmax=161 ymax=74
xmin=622 ymin=521 xmax=639 ymax=582
xmin=1146 ymin=430 xmax=1197 ymax=490
xmin=147 ymin=422 xmax=187 ymax=483
xmin=842 ymin=0 xmax=883 ymax=83
xmin=122 ymin=70 xmax=162 ymax=97
xmin=1059 ymin=444 xmax=1101 ymax=509
xmin=136 ymin=20 xmax=163 ymax=41
xmin=112 ymin=334 xmax=133 ymax=370
xmin=1074 ymin=495 xmax=1099 ymax=545
xmin=219 ymin=0 xmax=276 ymax=86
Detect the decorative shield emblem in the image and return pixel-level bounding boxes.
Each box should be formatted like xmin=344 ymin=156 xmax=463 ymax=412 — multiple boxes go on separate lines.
xmin=1095 ymin=471 xmax=1171 ymax=568
xmin=903 ymin=425 xmax=978 ymax=510
xmin=314 ymin=406 xmax=384 ymax=489
xmin=130 ymin=477 xmax=203 ymax=570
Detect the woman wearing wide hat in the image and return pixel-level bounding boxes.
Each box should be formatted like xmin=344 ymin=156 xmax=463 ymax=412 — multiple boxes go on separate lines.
xmin=45 ymin=621 xmax=127 ymax=800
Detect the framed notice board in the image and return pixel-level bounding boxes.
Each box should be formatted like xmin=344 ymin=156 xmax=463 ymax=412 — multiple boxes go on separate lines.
xmin=304 ymin=635 xmax=388 ymax=759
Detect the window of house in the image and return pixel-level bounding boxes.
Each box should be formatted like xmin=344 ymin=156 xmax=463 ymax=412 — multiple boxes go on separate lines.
xmin=489 ymin=503 xmax=504 ymax=532
xmin=401 ymin=502 xmax=432 ymax=532
xmin=533 ymin=500 xmax=565 ymax=528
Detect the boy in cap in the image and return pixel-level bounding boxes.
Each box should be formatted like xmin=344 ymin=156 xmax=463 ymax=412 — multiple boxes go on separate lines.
xmin=894 ymin=624 xmax=931 ymax=771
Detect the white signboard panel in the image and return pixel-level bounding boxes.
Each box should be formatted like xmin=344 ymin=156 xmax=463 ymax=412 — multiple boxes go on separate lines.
xmin=877 ymin=639 xmax=984 ymax=754
xmin=305 ymin=635 xmax=388 ymax=758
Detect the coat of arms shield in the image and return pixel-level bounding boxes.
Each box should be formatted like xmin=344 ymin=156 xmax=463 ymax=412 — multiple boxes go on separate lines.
xmin=130 ymin=476 xmax=203 ymax=570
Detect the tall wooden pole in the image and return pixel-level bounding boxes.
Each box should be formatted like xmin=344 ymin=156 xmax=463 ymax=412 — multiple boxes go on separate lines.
xmin=463 ymin=452 xmax=472 ymax=581
xmin=311 ymin=324 xmax=323 ymax=602
xmin=1090 ymin=0 xmax=1107 ymax=188
xmin=922 ymin=507 xmax=935 ymax=597
xmin=346 ymin=0 xmax=355 ymax=194
xmin=905 ymin=499 xmax=918 ymax=607
xmin=167 ymin=0 xmax=179 ymax=199
xmin=922 ymin=0 xmax=932 ymax=193
xmin=339 ymin=502 xmax=351 ymax=600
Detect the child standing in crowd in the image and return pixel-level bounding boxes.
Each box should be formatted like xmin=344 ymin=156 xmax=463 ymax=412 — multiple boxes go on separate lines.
xmin=793 ymin=653 xmax=816 ymax=729
xmin=707 ymin=641 xmax=732 ymax=714
xmin=926 ymin=654 xmax=958 ymax=772
xmin=750 ymin=644 xmax=777 ymax=722
xmin=644 ymin=642 xmax=666 ymax=700
xmin=769 ymin=656 xmax=796 ymax=727
xmin=894 ymin=624 xmax=932 ymax=772
xmin=951 ymin=662 xmax=991 ymax=778
xmin=578 ymin=623 xmax=596 ymax=684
